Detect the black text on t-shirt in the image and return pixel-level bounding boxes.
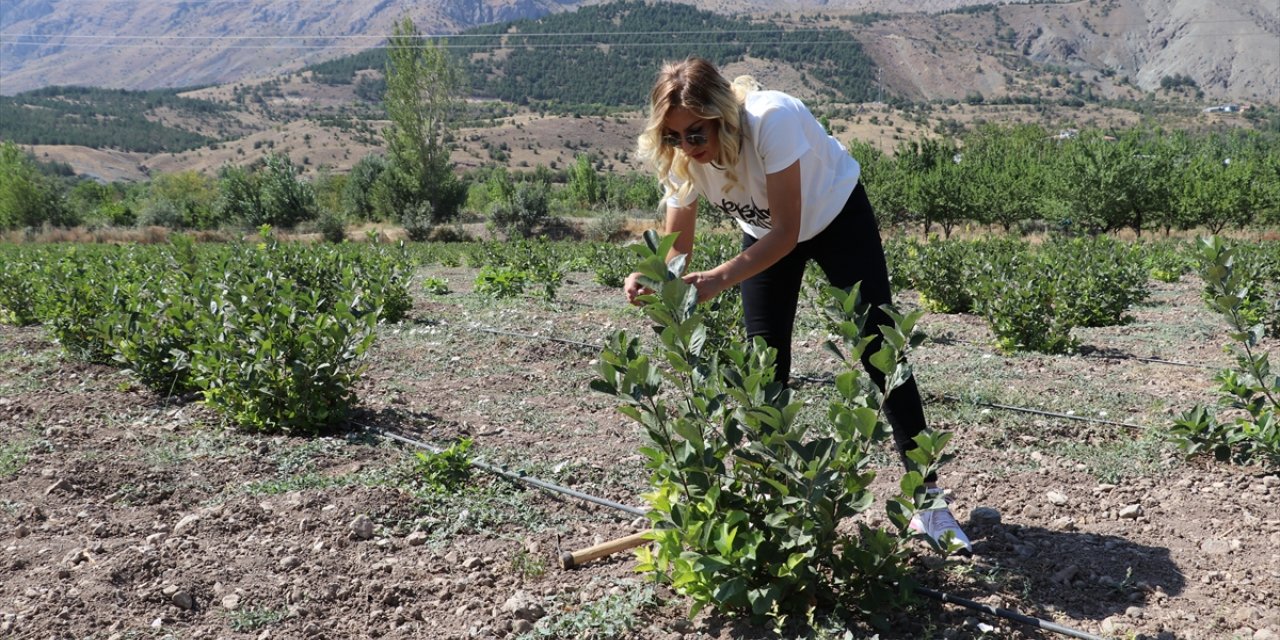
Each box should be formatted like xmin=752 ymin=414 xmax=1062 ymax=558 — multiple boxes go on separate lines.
xmin=717 ymin=198 xmax=772 ymax=229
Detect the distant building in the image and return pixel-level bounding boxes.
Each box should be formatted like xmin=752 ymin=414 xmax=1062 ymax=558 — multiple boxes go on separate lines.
xmin=1203 ymin=103 xmax=1242 ymax=113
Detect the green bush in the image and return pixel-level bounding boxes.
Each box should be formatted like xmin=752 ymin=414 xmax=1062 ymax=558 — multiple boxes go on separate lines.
xmin=474 ymin=265 xmax=530 ymax=299
xmin=915 ymin=239 xmax=976 ymax=313
xmin=1044 ymin=236 xmax=1149 ymax=328
xmin=977 ymin=257 xmax=1077 ymax=354
xmin=190 ymin=266 xmax=378 ymax=434
xmin=1170 ymin=237 xmax=1279 ymax=467
xmin=490 ymin=180 xmax=553 ymax=239
xmin=592 ymin=232 xmax=954 ymax=623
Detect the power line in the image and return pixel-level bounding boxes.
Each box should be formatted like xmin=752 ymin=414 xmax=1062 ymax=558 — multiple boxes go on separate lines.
xmin=0 ymin=39 xmax=870 ymax=51
xmin=1 ymin=32 xmax=1270 ymax=51
xmin=0 ymin=17 xmax=1272 ymax=42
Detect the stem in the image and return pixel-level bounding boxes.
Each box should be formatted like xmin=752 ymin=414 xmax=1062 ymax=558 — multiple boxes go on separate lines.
xmin=643 ymin=395 xmax=694 ymax=504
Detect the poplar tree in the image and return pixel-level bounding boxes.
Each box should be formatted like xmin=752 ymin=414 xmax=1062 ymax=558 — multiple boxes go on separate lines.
xmin=378 ymin=17 xmax=466 ymax=233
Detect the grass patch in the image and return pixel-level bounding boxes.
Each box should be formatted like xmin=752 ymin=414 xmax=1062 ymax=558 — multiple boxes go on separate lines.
xmin=1057 ymin=430 xmax=1174 ymax=483
xmin=227 ymin=606 xmax=287 ymax=632
xmin=0 ymin=438 xmax=33 ymax=478
xmin=144 ymin=430 xmax=250 ymax=469
xmin=517 ymin=581 xmax=656 ymax=640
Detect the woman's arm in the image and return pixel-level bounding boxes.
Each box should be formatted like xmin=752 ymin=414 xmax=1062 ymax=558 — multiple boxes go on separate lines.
xmin=664 ymin=201 xmax=698 ymax=261
xmin=684 ymin=160 xmax=802 ymax=302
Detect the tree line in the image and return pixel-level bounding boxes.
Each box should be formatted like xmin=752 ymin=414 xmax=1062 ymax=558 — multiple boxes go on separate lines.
xmin=0 ymin=86 xmax=225 ymax=153
xmin=304 ymin=0 xmax=878 ymax=110
xmin=3 ymin=122 xmax=1277 ymax=239
xmin=853 ymin=124 xmax=1280 ymax=237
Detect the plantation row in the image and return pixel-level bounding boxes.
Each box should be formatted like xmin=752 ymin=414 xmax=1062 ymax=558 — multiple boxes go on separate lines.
xmin=4 ymin=123 xmax=1279 ymax=240
xmin=0 ymin=232 xmax=1275 ymax=465
xmin=0 ymin=233 xmax=412 ymax=434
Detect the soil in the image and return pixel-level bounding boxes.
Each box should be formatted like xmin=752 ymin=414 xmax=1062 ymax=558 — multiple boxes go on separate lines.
xmin=1 ymin=263 xmax=1277 ymax=640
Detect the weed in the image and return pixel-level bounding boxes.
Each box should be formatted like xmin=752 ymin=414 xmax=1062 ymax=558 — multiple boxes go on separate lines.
xmin=510 ymin=548 xmax=547 ymax=579
xmin=0 ymin=437 xmax=32 ymax=478
xmin=518 ymin=582 xmax=656 ymax=640
xmin=144 ymin=430 xmax=249 ymax=469
xmin=1059 ymin=431 xmax=1171 ymax=483
xmin=422 ymin=276 xmax=450 ymax=295
xmin=269 ymin=436 xmax=353 ymax=475
xmin=227 ymin=606 xmax=287 ymax=632
xmin=412 ymin=438 xmax=473 ymax=493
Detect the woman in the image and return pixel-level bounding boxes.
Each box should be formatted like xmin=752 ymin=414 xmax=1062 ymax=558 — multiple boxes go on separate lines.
xmin=624 ymin=57 xmax=971 ymax=554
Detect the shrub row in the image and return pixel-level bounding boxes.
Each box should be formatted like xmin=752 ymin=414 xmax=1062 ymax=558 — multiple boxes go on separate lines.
xmin=0 ymin=236 xmax=412 ymax=434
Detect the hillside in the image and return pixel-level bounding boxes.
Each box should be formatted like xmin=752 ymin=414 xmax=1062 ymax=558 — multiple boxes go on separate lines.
xmin=5 ymin=0 xmax=1277 ymax=183
xmin=2 ymin=0 xmax=1276 ymax=101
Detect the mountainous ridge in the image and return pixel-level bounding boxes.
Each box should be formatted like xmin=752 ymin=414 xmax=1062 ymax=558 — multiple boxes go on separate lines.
xmin=1 ymin=0 xmax=1276 ymax=102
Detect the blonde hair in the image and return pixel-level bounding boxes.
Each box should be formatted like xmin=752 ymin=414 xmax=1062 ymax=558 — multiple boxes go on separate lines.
xmin=635 ymin=58 xmax=758 ymax=206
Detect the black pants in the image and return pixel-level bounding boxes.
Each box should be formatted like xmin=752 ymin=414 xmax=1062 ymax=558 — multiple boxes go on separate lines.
xmin=741 ymin=182 xmax=930 ymax=473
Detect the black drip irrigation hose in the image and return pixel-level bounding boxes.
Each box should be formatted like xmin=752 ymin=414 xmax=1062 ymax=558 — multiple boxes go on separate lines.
xmin=929 ymin=335 xmax=1213 ymax=370
xmin=455 ymin=324 xmax=1153 ymax=431
xmin=937 ymin=394 xmax=1148 ymax=431
xmin=912 ymin=586 xmax=1105 ymax=640
xmin=471 ymin=326 xmax=604 ymax=352
xmin=365 ymin=424 xmax=646 ymax=517
xmin=360 ymin=424 xmax=1105 ymax=640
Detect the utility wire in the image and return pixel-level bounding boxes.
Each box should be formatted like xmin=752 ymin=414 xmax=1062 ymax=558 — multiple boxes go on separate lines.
xmin=1 ymin=16 xmax=1266 ymax=40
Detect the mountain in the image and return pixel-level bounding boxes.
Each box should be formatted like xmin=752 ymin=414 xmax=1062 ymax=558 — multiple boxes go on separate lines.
xmin=2 ymin=0 xmax=1276 ymax=101
xmin=0 ymin=0 xmax=582 ymax=95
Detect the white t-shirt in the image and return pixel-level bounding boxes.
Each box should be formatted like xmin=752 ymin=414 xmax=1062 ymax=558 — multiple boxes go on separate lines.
xmin=667 ymin=90 xmax=861 ymax=241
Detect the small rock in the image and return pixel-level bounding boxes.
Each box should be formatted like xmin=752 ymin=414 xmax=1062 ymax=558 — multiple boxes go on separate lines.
xmin=1125 ymin=606 xmax=1144 ymax=618
xmin=279 ymin=556 xmax=301 ymax=571
xmin=1051 ymin=565 xmax=1079 ymax=584
xmin=349 ymin=515 xmax=374 ymax=540
xmin=1101 ymin=616 xmax=1124 ymax=634
xmin=461 ymin=556 xmax=483 ymax=570
xmin=405 ymin=531 xmax=428 ymax=547
xmin=1255 ymin=630 xmax=1277 ymax=640
xmin=1118 ymin=504 xmax=1143 ymax=520
xmin=1049 ymin=517 xmax=1076 ymax=531
xmin=1263 ymin=476 xmax=1279 ymax=488
xmin=222 ymin=594 xmax=241 ymax=611
xmin=45 ymin=478 xmax=72 ymax=495
xmin=1201 ymin=539 xmax=1233 ymax=555
xmin=14 ymin=524 xmax=29 ymax=538
xmin=512 ymin=619 xmax=534 ymax=634
xmin=173 ymin=515 xmax=200 ymax=535
xmin=171 ymin=590 xmax=194 ymax=610
xmin=1046 ymin=491 xmax=1068 ymax=506
xmin=969 ymin=507 xmax=1001 ymax=527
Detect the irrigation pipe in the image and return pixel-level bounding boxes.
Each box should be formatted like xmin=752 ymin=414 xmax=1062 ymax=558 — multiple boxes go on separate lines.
xmin=912 ymin=585 xmax=1105 ymax=640
xmin=471 ymin=326 xmax=603 ymax=352
xmin=930 ymin=335 xmax=1213 ymax=370
xmin=455 ymin=325 xmax=1151 ymax=430
xmin=936 ymin=394 xmax=1148 ymax=431
xmin=359 ymin=424 xmax=1105 ymax=640
xmin=362 ymin=424 xmax=647 ymax=517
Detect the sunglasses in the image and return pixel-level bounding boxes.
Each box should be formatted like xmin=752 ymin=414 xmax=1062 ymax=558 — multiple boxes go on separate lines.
xmin=661 ymin=124 xmax=711 ymax=148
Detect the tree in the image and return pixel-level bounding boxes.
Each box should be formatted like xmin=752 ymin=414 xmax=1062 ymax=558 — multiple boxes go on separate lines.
xmin=140 ymin=170 xmax=218 ymax=230
xmin=342 ymin=154 xmax=386 ymax=221
xmin=258 ymin=154 xmax=317 ymax=229
xmin=962 ymin=124 xmax=1046 ymax=232
xmin=380 ymin=17 xmax=467 ymax=231
xmin=0 ymin=142 xmax=72 ymax=230
xmin=566 ymin=154 xmax=602 ymax=208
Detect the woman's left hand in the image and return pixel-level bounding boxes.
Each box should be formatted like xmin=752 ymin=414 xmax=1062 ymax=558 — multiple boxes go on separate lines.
xmin=682 ymin=271 xmax=728 ymax=303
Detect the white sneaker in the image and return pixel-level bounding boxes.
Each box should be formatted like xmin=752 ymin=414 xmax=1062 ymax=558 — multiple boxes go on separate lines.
xmin=909 ymin=490 xmax=973 ymax=556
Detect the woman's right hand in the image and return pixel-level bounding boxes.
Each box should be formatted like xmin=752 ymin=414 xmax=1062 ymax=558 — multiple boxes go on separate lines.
xmin=623 ymin=272 xmax=653 ymax=306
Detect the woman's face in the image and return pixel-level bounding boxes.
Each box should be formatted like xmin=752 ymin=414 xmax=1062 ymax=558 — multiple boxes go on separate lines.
xmin=662 ymin=106 xmax=719 ymax=164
